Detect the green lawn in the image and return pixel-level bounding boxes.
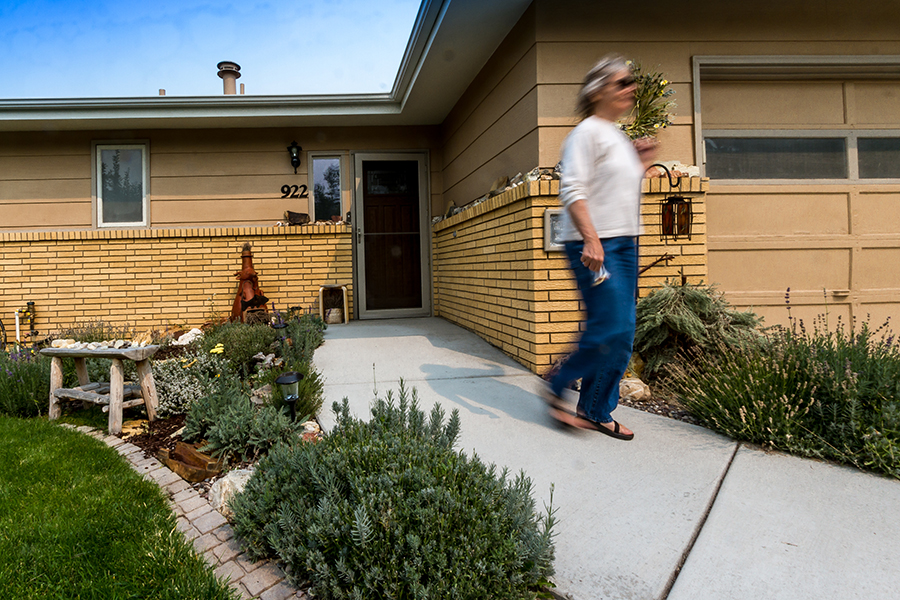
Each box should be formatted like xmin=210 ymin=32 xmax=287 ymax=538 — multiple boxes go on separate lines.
xmin=0 ymin=416 xmax=238 ymax=600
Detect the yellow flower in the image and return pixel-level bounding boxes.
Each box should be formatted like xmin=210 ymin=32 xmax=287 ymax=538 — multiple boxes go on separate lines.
xmin=661 ymin=79 xmax=668 ymax=86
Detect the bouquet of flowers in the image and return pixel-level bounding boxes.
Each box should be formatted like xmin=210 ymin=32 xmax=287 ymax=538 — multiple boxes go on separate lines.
xmin=619 ymin=62 xmax=676 ymax=139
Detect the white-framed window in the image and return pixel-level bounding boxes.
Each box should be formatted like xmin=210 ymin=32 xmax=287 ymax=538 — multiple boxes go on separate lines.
xmin=703 ymin=131 xmax=900 ymax=182
xmin=95 ymin=143 xmax=148 ymax=227
xmin=693 ymin=55 xmax=900 ymax=183
xmin=309 ymin=153 xmax=344 ymax=222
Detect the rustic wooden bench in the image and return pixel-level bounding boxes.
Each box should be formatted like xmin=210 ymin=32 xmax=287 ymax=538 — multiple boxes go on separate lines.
xmin=40 ymin=346 xmax=160 ymax=435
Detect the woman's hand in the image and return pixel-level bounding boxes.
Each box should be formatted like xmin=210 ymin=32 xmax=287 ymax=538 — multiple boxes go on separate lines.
xmin=634 ymin=136 xmax=660 ymax=169
xmin=581 ymin=236 xmax=605 ymax=272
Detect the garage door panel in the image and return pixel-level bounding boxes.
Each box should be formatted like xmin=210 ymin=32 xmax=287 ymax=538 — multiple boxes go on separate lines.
xmin=753 ymin=302 xmax=852 ymax=330
xmin=709 ymin=249 xmax=849 ymax=292
xmin=858 ymin=303 xmax=900 ymax=329
xmin=856 ymin=193 xmax=900 ymax=234
xmin=855 ymin=82 xmax=900 ymax=125
xmin=702 ymin=82 xmax=845 ymax=126
xmin=856 ymin=248 xmax=900 ymax=289
xmin=708 ymin=193 xmax=848 ymax=236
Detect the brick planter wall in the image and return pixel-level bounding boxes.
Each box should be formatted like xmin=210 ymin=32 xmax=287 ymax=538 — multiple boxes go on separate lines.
xmin=0 ymin=225 xmax=352 ymax=338
xmin=432 ymin=178 xmax=708 ymax=375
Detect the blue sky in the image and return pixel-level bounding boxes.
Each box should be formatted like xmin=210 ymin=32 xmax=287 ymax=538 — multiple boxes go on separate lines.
xmin=1 ymin=0 xmax=421 ymax=98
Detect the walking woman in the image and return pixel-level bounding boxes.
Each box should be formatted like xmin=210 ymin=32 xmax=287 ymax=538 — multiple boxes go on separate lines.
xmin=544 ymin=55 xmax=657 ymax=440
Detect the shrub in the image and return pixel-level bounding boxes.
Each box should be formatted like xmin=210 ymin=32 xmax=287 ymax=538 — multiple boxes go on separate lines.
xmin=182 ymin=378 xmax=301 ymax=463
xmin=668 ymin=314 xmax=900 ymax=479
xmin=264 ymin=360 xmax=325 ymax=422
xmin=230 ymin=384 xmax=557 ymax=599
xmin=0 ymin=348 xmax=52 ymax=418
xmin=201 ymin=321 xmax=278 ymax=375
xmin=152 ymin=351 xmax=232 ymax=416
xmin=281 ymin=314 xmax=326 ymax=367
xmin=55 ymin=319 xmax=137 ymax=343
xmin=635 ymin=281 xmax=764 ymax=377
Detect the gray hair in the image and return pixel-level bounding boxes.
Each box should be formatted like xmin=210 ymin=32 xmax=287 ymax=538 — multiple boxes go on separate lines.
xmin=575 ymin=55 xmax=631 ymax=120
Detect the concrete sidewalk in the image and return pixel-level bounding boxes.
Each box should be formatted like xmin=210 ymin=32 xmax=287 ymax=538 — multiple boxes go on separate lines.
xmin=313 ymin=317 xmax=900 ymax=600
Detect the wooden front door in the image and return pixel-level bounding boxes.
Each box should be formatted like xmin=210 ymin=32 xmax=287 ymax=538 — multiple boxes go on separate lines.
xmin=356 ymin=157 xmax=429 ymax=317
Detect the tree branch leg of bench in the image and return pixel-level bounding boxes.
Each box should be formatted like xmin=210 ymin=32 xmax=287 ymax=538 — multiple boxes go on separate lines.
xmin=74 ymin=358 xmax=91 ymax=408
xmin=135 ymin=359 xmax=158 ymax=422
xmin=49 ymin=357 xmax=63 ymax=420
xmin=109 ymin=359 xmax=124 ymax=435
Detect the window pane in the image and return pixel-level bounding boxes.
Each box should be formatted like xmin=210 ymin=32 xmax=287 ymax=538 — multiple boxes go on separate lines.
xmin=705 ymin=137 xmax=847 ymax=179
xmin=100 ymin=148 xmax=144 ymax=223
xmin=365 ymin=161 xmax=416 ymax=195
xmin=313 ymin=157 xmax=342 ymax=221
xmin=859 ymin=138 xmax=900 ymax=179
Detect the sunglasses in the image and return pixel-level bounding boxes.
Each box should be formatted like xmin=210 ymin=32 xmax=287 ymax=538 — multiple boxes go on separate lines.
xmin=613 ymin=76 xmax=636 ymax=90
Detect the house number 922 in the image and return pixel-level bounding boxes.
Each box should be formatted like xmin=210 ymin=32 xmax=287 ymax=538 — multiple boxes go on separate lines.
xmin=281 ymin=184 xmax=309 ymax=199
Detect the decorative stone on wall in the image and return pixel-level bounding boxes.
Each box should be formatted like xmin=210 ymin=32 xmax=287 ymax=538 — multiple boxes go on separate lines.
xmin=0 ymin=225 xmax=352 ymax=336
xmin=432 ymin=178 xmax=708 ymax=375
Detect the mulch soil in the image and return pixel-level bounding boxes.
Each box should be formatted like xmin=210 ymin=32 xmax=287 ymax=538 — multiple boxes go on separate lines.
xmin=125 ymin=413 xmax=186 ymax=458
xmin=618 ymin=392 xmax=701 ymax=425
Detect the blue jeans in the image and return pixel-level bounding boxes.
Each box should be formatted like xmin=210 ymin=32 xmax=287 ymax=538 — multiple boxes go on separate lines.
xmin=551 ymin=237 xmax=637 ymax=423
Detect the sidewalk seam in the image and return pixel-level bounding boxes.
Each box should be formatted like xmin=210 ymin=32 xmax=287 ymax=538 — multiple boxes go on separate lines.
xmin=659 ymin=441 xmax=741 ymax=600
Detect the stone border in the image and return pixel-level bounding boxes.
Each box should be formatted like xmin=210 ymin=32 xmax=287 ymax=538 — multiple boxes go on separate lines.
xmin=61 ymin=424 xmax=305 ymax=600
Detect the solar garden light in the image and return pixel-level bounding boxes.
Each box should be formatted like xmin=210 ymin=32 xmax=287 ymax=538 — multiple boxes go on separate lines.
xmin=275 ymin=371 xmax=303 ymax=420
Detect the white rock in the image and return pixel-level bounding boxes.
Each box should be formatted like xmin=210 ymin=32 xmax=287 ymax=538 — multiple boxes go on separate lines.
xmin=114 ymin=339 xmax=127 ymax=349
xmin=209 ymin=468 xmax=255 ymax=519
xmin=172 ymin=328 xmax=204 ymax=346
xmin=250 ymin=384 xmax=272 ymax=405
xmin=87 ymin=342 xmax=100 ymax=350
xmin=301 ymin=420 xmax=321 ymax=435
xmin=620 ymin=378 xmax=651 ymax=402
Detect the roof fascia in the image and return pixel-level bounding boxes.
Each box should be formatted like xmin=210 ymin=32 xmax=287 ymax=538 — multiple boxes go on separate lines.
xmin=0 ymin=0 xmax=449 ymax=130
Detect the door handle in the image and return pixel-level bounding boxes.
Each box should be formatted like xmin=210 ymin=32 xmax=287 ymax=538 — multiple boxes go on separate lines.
xmin=357 ymin=227 xmax=362 ymax=244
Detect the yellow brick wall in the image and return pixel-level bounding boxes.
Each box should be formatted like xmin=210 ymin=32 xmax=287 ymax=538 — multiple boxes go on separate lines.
xmin=432 ymin=178 xmax=708 ymax=375
xmin=0 ymin=226 xmax=353 ymax=339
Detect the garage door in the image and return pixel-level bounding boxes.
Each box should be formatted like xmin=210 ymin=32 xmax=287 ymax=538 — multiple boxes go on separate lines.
xmin=698 ymin=69 xmax=900 ymax=329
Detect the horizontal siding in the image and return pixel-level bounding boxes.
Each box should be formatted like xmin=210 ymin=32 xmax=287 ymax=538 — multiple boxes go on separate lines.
xmin=440 ymin=5 xmax=538 ymax=209
xmin=0 ymin=125 xmax=441 ymax=231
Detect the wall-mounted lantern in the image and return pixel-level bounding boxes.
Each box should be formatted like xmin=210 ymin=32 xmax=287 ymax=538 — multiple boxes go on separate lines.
xmin=287 ymin=141 xmax=302 ymax=174
xmin=649 ymin=163 xmax=693 ymax=242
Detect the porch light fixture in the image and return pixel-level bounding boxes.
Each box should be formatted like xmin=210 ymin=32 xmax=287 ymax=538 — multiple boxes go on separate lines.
xmin=650 ymin=163 xmax=693 ymax=242
xmin=287 ymin=141 xmax=302 ymax=174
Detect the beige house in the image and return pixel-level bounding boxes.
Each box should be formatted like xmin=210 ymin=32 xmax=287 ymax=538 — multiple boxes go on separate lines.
xmin=2 ymin=0 xmax=899 ymax=373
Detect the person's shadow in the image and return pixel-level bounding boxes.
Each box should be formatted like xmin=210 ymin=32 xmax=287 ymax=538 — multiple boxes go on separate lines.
xmin=418 ymin=362 xmax=551 ymax=427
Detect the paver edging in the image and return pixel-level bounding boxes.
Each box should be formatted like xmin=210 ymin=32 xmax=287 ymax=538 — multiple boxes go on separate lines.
xmin=60 ymin=424 xmax=306 ymax=600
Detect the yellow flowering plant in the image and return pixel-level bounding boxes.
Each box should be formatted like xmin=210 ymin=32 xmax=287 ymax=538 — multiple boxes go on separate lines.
xmin=619 ymin=61 xmax=676 ymax=140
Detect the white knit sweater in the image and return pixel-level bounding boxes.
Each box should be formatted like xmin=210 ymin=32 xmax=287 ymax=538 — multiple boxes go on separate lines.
xmin=556 ymin=116 xmax=644 ymax=241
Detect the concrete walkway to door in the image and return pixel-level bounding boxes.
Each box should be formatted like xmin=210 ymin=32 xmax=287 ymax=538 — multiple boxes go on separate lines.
xmin=313 ymin=317 xmax=900 ymax=600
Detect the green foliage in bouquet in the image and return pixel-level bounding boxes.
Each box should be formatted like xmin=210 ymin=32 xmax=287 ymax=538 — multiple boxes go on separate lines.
xmin=619 ymin=62 xmax=676 ymax=140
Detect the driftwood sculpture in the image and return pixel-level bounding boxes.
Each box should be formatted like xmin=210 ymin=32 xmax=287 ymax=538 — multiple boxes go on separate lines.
xmin=231 ymin=243 xmax=269 ymax=322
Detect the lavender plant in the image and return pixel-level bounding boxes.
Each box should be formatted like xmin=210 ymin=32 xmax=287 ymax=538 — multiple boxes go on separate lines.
xmin=230 ymin=384 xmax=557 ymax=599
xmin=667 ymin=304 xmax=900 ymax=479
xmin=0 ymin=348 xmax=51 ymax=417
